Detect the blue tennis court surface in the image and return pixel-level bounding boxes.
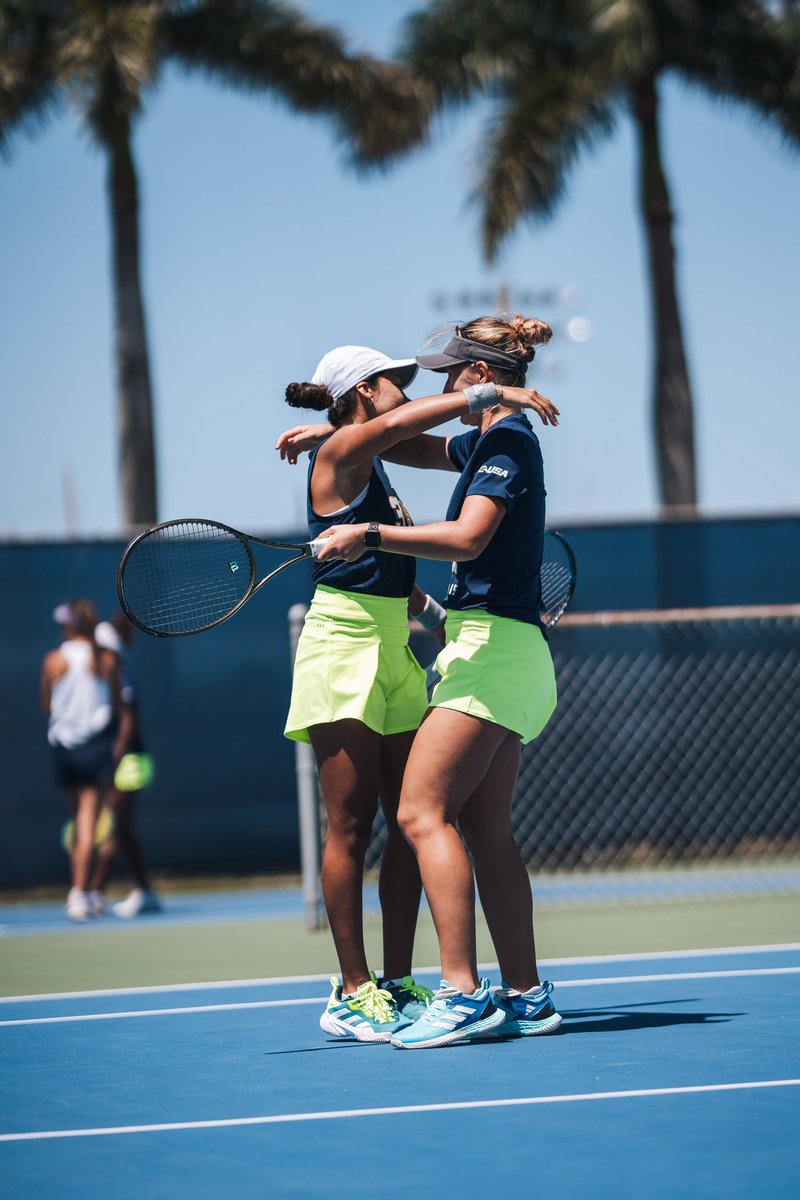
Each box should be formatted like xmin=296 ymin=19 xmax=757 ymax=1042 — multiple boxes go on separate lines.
xmin=1 ymin=945 xmax=798 ymax=1198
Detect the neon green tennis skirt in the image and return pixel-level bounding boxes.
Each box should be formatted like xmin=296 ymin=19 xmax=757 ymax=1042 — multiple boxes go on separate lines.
xmin=430 ymin=610 xmax=557 ymax=745
xmin=284 ymin=585 xmax=428 ymax=744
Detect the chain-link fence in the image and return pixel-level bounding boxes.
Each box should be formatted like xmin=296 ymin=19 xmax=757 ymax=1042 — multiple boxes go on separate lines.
xmin=361 ymin=606 xmax=800 ymax=870
xmin=510 ymin=606 xmax=799 ymax=871
xmin=294 ymin=605 xmax=800 ymax=921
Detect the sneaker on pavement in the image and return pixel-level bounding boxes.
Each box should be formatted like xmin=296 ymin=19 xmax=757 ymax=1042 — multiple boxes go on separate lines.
xmin=391 ymin=978 xmax=505 ymax=1049
xmin=65 ymin=888 xmax=90 ymax=922
xmin=87 ymin=890 xmax=106 ymax=917
xmin=320 ymin=976 xmax=411 ymax=1043
xmin=490 ymin=979 xmax=562 ymax=1037
xmin=379 ymin=975 xmax=434 ymax=1021
xmin=111 ymin=888 xmax=161 ymax=919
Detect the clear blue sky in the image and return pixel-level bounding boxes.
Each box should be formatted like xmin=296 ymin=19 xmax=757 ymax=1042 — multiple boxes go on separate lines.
xmin=2 ymin=0 xmax=798 ymax=539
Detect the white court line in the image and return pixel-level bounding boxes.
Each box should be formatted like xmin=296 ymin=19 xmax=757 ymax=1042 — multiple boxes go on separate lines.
xmin=1 ymin=1079 xmax=797 ymax=1143
xmin=557 ymin=966 xmax=800 ymax=987
xmin=0 ymin=997 xmax=325 ymax=1026
xmin=2 ymin=966 xmax=798 ymax=1028
xmin=2 ymin=943 xmax=798 ymax=1005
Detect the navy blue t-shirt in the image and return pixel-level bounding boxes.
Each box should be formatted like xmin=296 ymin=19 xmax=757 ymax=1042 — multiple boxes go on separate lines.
xmin=307 ymin=443 xmax=415 ymax=598
xmin=445 ymin=413 xmax=546 ymax=625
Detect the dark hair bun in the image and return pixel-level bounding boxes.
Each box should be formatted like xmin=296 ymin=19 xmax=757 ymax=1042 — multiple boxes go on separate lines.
xmin=285 ymin=382 xmax=332 ymax=412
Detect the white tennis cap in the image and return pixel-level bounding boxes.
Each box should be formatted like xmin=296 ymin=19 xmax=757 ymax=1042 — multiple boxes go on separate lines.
xmin=311 ymin=345 xmax=418 ymax=401
xmin=94 ymin=620 xmax=122 ymax=653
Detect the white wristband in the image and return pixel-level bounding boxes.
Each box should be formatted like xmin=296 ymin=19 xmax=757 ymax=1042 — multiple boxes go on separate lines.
xmin=415 ymin=593 xmax=447 ymax=630
xmin=464 ymin=382 xmax=498 ymax=412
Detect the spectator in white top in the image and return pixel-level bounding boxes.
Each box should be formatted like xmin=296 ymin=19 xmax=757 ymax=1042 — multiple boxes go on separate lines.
xmin=41 ymin=599 xmax=129 ymax=921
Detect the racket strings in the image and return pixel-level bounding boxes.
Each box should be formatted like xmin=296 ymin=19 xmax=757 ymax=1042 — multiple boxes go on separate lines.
xmin=539 ymin=536 xmax=575 ymax=627
xmin=122 ymin=521 xmax=253 ymax=635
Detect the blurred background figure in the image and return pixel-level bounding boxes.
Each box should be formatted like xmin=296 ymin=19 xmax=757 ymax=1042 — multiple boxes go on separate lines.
xmin=92 ymin=612 xmax=161 ymax=919
xmin=40 ymin=599 xmax=127 ymax=921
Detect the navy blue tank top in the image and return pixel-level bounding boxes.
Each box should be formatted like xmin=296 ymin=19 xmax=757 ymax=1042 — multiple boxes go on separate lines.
xmin=307 ymin=442 xmax=416 ymax=598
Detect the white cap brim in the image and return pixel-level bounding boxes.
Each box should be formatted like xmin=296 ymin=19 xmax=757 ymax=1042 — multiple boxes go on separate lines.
xmin=311 ymin=345 xmax=418 ymax=401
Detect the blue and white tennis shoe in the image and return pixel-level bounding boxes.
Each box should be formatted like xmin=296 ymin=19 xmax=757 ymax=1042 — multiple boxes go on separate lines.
xmin=391 ymin=978 xmax=505 ymax=1049
xmin=490 ymin=979 xmax=562 ymax=1037
xmin=320 ymin=976 xmax=411 ymax=1042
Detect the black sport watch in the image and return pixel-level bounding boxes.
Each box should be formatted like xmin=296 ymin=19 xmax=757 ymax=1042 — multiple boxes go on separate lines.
xmin=364 ymin=521 xmax=382 ymax=548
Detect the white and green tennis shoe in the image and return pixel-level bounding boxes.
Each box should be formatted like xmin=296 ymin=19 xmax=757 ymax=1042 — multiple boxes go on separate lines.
xmin=391 ymin=978 xmax=505 ymax=1049
xmin=320 ymin=976 xmax=411 ymax=1042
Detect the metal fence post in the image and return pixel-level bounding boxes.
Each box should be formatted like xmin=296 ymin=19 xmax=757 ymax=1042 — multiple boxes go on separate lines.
xmin=288 ymin=603 xmax=324 ymax=930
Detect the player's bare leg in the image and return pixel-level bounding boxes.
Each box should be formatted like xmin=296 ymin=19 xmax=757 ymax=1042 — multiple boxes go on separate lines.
xmin=377 ymin=729 xmax=422 ymax=981
xmin=397 ymin=707 xmax=508 ymax=995
xmin=70 ymin=785 xmax=100 ymax=893
xmin=90 ymin=790 xmax=150 ymax=893
xmin=310 ymin=719 xmax=381 ymax=995
xmin=458 ymin=731 xmax=540 ymax=992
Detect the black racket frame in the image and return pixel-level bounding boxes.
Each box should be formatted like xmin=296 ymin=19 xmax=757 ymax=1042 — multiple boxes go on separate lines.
xmin=117 ymin=517 xmax=315 ymax=637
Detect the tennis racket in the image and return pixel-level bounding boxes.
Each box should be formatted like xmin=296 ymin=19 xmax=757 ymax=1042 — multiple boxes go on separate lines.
xmin=117 ymin=518 xmax=322 ymax=637
xmin=539 ymin=529 xmax=577 ymax=629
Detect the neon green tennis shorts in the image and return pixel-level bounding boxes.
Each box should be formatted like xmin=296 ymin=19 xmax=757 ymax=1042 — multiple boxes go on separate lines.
xmin=284 ymin=585 xmax=428 ymax=744
xmin=430 ymin=610 xmax=557 ymax=744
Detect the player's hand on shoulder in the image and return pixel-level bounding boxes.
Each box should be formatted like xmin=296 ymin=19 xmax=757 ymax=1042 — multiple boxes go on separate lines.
xmin=275 ymin=423 xmax=333 ymax=464
xmin=498 ymin=386 xmax=559 ymax=427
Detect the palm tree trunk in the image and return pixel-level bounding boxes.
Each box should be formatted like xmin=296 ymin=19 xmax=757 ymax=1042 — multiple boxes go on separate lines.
xmin=108 ymin=135 xmax=158 ymax=527
xmin=632 ymin=73 xmax=697 ymax=510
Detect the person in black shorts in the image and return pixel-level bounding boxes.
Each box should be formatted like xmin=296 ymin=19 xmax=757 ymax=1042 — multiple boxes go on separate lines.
xmin=41 ymin=599 xmax=127 ymax=921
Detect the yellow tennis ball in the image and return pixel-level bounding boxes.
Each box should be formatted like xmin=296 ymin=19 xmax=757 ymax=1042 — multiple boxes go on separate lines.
xmin=60 ymin=806 xmax=115 ymax=853
xmin=60 ymin=819 xmax=75 ymax=854
xmin=114 ymin=753 xmax=154 ymax=792
xmin=95 ymin=806 xmax=115 ymax=845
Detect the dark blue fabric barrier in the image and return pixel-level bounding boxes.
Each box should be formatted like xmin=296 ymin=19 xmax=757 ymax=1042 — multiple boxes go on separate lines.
xmin=1 ymin=514 xmax=797 ymax=887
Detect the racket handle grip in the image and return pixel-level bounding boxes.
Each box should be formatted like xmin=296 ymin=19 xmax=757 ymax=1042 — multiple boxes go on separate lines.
xmin=308 ymin=539 xmax=325 ymax=558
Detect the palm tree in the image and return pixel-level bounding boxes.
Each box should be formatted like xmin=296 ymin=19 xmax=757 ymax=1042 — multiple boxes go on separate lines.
xmin=0 ymin=0 xmax=423 ymax=527
xmin=357 ymin=0 xmax=800 ymax=510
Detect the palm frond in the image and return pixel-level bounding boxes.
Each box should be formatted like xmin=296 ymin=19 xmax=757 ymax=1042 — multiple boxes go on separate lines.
xmin=401 ymin=0 xmax=592 ymax=104
xmin=341 ymin=59 xmax=434 ymax=166
xmin=400 ymin=0 xmax=517 ymax=104
xmin=163 ymin=0 xmax=431 ymax=161
xmin=402 ymin=0 xmax=620 ymax=259
xmin=163 ymin=0 xmax=350 ymax=97
xmin=665 ymin=0 xmax=800 ymax=147
xmin=0 ymin=0 xmax=60 ymax=155
xmin=474 ymin=75 xmax=616 ymax=260
xmin=62 ymin=2 xmax=163 ymax=147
